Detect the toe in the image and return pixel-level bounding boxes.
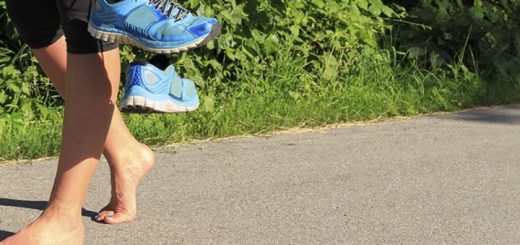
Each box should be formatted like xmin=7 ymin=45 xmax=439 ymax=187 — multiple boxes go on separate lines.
xmin=103 ymin=212 xmax=135 ymax=224
xmin=95 ymin=210 xmax=114 ymax=222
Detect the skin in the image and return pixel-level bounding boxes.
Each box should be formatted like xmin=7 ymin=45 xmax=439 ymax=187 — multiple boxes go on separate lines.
xmin=1 ymin=37 xmax=153 ymax=245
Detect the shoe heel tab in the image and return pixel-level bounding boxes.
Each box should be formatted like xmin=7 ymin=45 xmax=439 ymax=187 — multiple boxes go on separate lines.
xmin=125 ymin=64 xmax=144 ymax=89
xmin=165 ymin=65 xmax=176 ymax=74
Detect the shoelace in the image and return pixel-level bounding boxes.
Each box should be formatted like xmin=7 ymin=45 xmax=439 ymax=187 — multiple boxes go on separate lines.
xmin=149 ymin=0 xmax=189 ymax=21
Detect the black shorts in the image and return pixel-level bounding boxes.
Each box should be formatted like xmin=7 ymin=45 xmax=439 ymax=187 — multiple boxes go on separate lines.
xmin=6 ymin=0 xmax=118 ymax=54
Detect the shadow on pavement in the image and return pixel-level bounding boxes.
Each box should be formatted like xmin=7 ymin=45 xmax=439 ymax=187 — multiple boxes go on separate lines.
xmin=0 ymin=230 xmax=15 ymax=240
xmin=0 ymin=198 xmax=97 ymax=218
xmin=439 ymin=104 xmax=520 ymax=125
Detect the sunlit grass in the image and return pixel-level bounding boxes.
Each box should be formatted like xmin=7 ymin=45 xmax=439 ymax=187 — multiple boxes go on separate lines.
xmin=1 ymin=47 xmax=519 ymax=162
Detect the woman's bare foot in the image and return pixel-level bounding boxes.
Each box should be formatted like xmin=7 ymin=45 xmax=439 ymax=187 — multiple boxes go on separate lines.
xmin=95 ymin=143 xmax=154 ymax=224
xmin=1 ymin=204 xmax=84 ymax=245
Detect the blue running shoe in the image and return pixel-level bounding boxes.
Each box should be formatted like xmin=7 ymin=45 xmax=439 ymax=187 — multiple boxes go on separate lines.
xmin=121 ymin=61 xmax=200 ymax=113
xmin=88 ymin=0 xmax=220 ymax=53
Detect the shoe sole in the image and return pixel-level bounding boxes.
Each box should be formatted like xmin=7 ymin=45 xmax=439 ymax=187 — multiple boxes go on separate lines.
xmin=120 ymin=95 xmax=200 ymax=113
xmin=88 ymin=24 xmax=221 ymax=54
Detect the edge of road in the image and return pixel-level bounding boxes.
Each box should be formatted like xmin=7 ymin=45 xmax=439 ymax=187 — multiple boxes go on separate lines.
xmin=2 ymin=104 xmax=517 ymax=166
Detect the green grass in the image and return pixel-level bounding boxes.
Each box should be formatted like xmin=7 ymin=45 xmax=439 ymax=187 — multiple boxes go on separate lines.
xmin=1 ymin=47 xmax=520 ymax=162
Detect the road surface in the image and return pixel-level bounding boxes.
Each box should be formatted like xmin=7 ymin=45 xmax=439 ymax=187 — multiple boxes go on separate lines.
xmin=1 ymin=105 xmax=520 ymax=244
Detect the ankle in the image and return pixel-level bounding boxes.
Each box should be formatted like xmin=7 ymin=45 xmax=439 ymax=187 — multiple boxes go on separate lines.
xmin=42 ymin=202 xmax=83 ymax=226
xmin=104 ymin=139 xmax=140 ymax=159
xmin=106 ymin=143 xmax=153 ymax=165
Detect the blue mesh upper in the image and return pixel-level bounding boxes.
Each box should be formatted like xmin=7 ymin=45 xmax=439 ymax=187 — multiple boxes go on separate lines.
xmin=125 ymin=5 xmax=162 ymax=33
xmin=90 ymin=0 xmax=218 ymax=48
xmin=125 ymin=63 xmax=196 ymax=102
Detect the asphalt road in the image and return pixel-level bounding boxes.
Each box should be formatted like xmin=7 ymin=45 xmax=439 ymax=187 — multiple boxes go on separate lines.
xmin=1 ymin=105 xmax=520 ymax=244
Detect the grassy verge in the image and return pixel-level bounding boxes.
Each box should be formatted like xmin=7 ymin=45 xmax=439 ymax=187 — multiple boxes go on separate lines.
xmin=1 ymin=47 xmax=519 ymax=162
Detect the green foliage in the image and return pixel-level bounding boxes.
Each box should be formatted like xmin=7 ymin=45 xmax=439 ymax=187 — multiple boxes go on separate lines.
xmin=0 ymin=0 xmax=396 ymax=116
xmin=1 ymin=45 xmax=489 ymax=161
xmin=155 ymin=0 xmax=400 ymax=103
xmin=0 ymin=0 xmax=401 ymax=160
xmin=0 ymin=1 xmax=62 ymax=131
xmin=390 ymin=1 xmax=520 ymax=81
xmin=1 ymin=0 xmax=520 ymax=161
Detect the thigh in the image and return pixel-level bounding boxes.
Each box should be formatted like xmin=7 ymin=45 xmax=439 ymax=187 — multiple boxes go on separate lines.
xmin=6 ymin=0 xmax=63 ymax=49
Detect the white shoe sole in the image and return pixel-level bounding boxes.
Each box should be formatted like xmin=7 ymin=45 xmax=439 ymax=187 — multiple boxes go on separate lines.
xmin=88 ymin=24 xmax=221 ymax=54
xmin=120 ymin=96 xmax=200 ymax=113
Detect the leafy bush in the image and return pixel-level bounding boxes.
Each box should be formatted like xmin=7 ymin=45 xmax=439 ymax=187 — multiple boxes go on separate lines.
xmin=0 ymin=0 xmax=401 ymax=158
xmin=2 ymin=0 xmax=520 ymax=160
xmin=170 ymin=0 xmax=399 ymax=102
xmin=389 ymin=1 xmax=520 ymax=78
xmin=0 ymin=0 xmax=397 ymax=117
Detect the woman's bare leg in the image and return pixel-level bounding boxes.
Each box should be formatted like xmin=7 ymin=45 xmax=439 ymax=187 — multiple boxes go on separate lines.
xmin=2 ymin=47 xmax=121 ymax=244
xmin=27 ymin=37 xmax=154 ymax=224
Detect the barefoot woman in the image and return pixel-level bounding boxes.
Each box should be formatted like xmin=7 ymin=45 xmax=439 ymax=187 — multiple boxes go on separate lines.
xmin=1 ymin=0 xmax=154 ymax=243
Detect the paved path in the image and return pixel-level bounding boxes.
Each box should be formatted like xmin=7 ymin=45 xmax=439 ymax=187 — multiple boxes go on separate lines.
xmin=1 ymin=105 xmax=520 ymax=244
